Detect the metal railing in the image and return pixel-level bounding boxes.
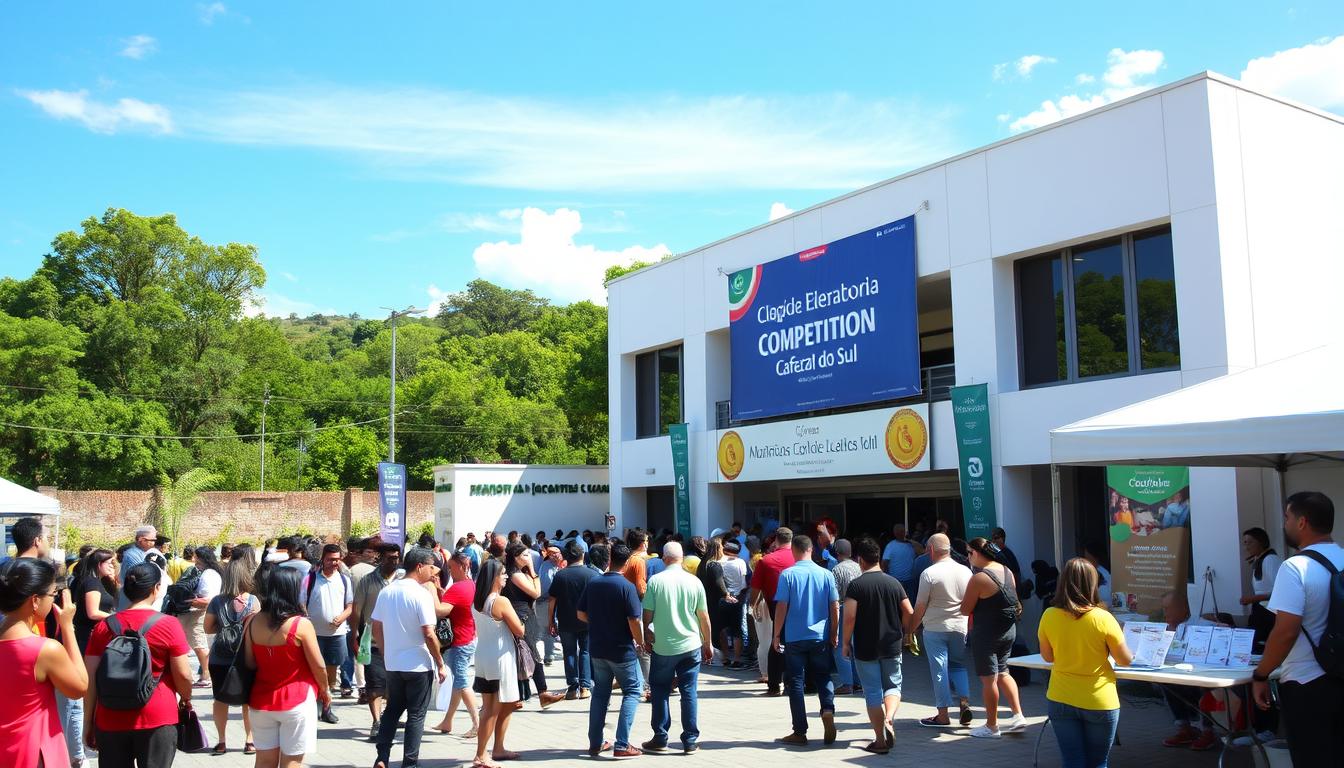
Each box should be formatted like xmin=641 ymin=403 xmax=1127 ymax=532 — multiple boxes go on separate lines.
xmin=715 ymin=363 xmax=956 ymax=429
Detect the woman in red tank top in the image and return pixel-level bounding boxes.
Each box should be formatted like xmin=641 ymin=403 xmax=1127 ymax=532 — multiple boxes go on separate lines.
xmin=0 ymin=558 xmax=89 ymax=767
xmin=244 ymin=565 xmax=331 ymax=768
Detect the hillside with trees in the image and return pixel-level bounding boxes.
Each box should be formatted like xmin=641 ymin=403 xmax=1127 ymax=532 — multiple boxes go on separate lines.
xmin=0 ymin=208 xmax=610 ymax=491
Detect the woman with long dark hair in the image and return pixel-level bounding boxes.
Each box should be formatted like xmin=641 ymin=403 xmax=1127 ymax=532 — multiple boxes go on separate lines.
xmin=72 ymin=549 xmax=116 ymax=653
xmin=501 ymin=542 xmax=560 ymax=706
xmin=204 ymin=556 xmax=259 ymax=755
xmin=472 ymin=559 xmax=525 ymax=768
xmin=1039 ymin=558 xmax=1133 ymax=768
xmin=1239 ymin=527 xmax=1280 ymax=648
xmin=961 ymin=537 xmax=1026 ymax=738
xmin=0 ymin=558 xmax=88 ymax=767
xmin=181 ymin=547 xmax=224 ymax=688
xmin=244 ymin=565 xmax=329 ymax=768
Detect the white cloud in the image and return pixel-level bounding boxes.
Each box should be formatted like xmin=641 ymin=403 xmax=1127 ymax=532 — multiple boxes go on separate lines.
xmin=470 ymin=207 xmax=668 ymax=304
xmin=437 ymin=210 xmax=524 ymax=234
xmin=280 ymin=271 xmax=297 ymax=283
xmin=1008 ymin=48 xmax=1164 ymax=132
xmin=119 ymin=34 xmax=157 ymax=60
xmin=768 ymin=202 xmax=794 ymax=221
xmin=1016 ymin=55 xmax=1056 ymax=78
xmin=425 ymin=283 xmax=451 ymax=316
xmin=994 ymin=55 xmax=1056 ymax=82
xmin=244 ymin=291 xmax=336 ymax=318
xmin=1240 ymin=35 xmax=1344 ymax=110
xmin=172 ymin=87 xmax=956 ymax=191
xmin=1075 ymin=73 xmax=1096 ymax=85
xmin=16 ymin=88 xmax=173 ymax=134
xmin=199 ymin=2 xmax=227 ymax=24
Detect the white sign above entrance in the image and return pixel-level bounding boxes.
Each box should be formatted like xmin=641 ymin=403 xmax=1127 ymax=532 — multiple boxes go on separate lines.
xmin=714 ymin=403 xmax=930 ymax=483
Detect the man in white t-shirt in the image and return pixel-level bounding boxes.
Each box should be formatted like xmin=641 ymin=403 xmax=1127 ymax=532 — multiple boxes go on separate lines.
xmin=372 ymin=547 xmax=448 ymax=768
xmin=1253 ymin=491 xmax=1344 ymax=765
xmin=907 ymin=533 xmax=974 ymax=727
xmin=307 ymin=543 xmax=354 ymax=721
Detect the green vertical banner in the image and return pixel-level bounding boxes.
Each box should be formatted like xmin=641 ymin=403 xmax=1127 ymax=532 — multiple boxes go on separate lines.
xmin=669 ymin=423 xmax=693 ymax=538
xmin=951 ymin=384 xmax=997 ymax=539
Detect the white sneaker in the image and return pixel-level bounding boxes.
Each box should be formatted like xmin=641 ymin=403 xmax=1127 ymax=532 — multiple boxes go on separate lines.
xmin=1003 ymin=714 xmax=1027 ymax=732
xmin=969 ymin=725 xmax=1001 ymax=739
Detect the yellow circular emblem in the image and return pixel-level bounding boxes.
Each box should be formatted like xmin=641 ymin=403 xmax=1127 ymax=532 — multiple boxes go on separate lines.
xmin=717 ymin=431 xmax=745 ymax=480
xmin=885 ymin=408 xmax=928 ymax=470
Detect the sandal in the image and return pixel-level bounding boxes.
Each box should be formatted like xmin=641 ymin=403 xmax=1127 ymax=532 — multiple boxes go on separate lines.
xmin=243 ymin=743 xmax=256 ymax=755
xmin=860 ymin=741 xmax=890 ymax=754
xmin=492 ymin=750 xmax=521 ymax=761
xmin=193 ymin=679 xmax=213 ymax=689
xmin=212 ymin=743 xmax=227 ymax=755
xmin=463 ymin=727 xmax=479 ymax=739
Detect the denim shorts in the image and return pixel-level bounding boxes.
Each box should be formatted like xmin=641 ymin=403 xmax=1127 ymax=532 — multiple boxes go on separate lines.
xmin=447 ymin=640 xmax=477 ymax=690
xmin=855 ymin=655 xmax=903 ymax=709
xmin=315 ymin=634 xmax=348 ymax=668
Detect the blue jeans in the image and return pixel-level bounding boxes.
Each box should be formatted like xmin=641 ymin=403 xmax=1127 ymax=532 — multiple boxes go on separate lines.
xmin=854 ymin=655 xmax=903 ymax=710
xmin=923 ymin=630 xmax=971 ymax=709
xmin=560 ymin=629 xmax=592 ymax=690
xmin=784 ymin=639 xmax=836 ymax=735
xmin=57 ymin=690 xmax=84 ymax=761
xmin=1047 ymin=700 xmax=1119 ymax=768
xmin=340 ymin=644 xmax=355 ymax=688
xmin=648 ymin=649 xmax=701 ymax=748
xmin=590 ymin=656 xmax=642 ymax=750
xmin=833 ymin=607 xmax=857 ymax=686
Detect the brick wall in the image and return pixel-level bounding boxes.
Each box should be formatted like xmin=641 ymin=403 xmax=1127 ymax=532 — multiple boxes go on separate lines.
xmin=37 ymin=487 xmax=434 ymax=547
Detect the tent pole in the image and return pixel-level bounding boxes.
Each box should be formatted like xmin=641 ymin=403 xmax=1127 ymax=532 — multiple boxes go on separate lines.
xmin=1051 ymin=464 xmax=1063 ymax=567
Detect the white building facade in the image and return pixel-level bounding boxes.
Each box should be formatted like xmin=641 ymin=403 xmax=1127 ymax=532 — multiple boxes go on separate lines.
xmin=605 ymin=73 xmax=1344 ymax=624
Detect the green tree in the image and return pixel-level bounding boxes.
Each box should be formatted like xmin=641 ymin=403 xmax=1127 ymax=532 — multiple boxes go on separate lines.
xmin=45 ymin=208 xmax=189 ymax=303
xmin=304 ymin=427 xmax=385 ymax=490
xmin=155 ymin=467 xmax=222 ymax=549
xmin=437 ymin=279 xmax=549 ymax=336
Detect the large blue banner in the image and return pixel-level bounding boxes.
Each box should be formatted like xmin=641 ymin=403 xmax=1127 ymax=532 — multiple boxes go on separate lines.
xmin=728 ymin=216 xmax=920 ymax=421
xmin=377 ymin=462 xmax=407 ymax=548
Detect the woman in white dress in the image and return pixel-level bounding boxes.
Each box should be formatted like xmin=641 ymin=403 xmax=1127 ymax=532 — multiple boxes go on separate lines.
xmin=471 ymin=559 xmax=526 ymax=768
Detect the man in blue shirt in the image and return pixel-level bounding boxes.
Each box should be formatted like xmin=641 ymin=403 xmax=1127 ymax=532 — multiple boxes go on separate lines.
xmin=577 ymin=542 xmax=646 ymax=758
xmin=881 ymin=525 xmax=920 ymax=599
xmin=772 ymin=535 xmax=840 ymax=746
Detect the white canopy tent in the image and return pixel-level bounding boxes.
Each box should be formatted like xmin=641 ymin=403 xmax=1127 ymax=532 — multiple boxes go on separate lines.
xmin=1046 ymin=345 xmax=1344 ymax=565
xmin=0 ymin=477 xmax=62 ymax=551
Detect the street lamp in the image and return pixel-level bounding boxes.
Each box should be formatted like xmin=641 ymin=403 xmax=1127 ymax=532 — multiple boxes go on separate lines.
xmin=382 ymin=306 xmax=426 ymax=462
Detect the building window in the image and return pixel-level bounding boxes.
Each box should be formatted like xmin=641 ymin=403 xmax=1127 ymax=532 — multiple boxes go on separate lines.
xmin=635 ymin=344 xmax=683 ymax=438
xmin=1017 ymin=226 xmax=1179 ymax=387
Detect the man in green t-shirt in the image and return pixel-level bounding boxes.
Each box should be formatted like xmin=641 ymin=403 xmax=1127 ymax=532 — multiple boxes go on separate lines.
xmin=641 ymin=541 xmax=712 ymax=755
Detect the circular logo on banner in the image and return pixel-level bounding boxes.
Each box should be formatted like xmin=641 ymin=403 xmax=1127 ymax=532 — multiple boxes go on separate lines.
xmin=885 ymin=408 xmax=928 ymax=470
xmin=717 ymin=431 xmax=746 ymax=480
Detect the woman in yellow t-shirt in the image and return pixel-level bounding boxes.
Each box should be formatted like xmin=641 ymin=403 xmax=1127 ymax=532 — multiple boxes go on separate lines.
xmin=1038 ymin=558 xmax=1134 ymax=768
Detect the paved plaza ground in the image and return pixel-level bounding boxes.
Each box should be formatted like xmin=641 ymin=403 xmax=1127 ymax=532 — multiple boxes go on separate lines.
xmin=88 ymin=655 xmax=1265 ymax=767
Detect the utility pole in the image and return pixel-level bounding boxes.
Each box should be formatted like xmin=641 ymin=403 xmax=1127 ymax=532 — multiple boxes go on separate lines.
xmin=260 ymin=383 xmax=270 ymax=491
xmin=382 ymin=306 xmax=426 ymax=462
xmin=297 ymin=435 xmax=306 ymax=490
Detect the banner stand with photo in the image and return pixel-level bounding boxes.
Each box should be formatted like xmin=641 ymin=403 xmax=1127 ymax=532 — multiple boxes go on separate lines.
xmin=1106 ymin=466 xmax=1191 ymax=617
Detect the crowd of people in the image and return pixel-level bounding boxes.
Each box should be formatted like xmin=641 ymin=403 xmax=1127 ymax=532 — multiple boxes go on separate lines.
xmin=0 ymin=488 xmax=1340 ymax=767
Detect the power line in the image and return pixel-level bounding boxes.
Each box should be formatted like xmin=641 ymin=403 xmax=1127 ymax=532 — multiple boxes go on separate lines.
xmin=0 ymin=382 xmax=391 ymax=407
xmin=0 ymin=413 xmax=396 ymax=441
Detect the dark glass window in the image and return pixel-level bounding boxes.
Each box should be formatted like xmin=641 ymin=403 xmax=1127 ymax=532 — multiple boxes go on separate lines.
xmin=1071 ymin=240 xmax=1128 ymax=378
xmin=1018 ymin=256 xmax=1067 ymax=386
xmin=657 ymin=346 xmax=682 ymax=436
xmin=1133 ymin=230 xmax=1180 ymax=370
xmin=1017 ymin=226 xmax=1179 ymax=387
xmin=635 ymin=344 xmax=683 ymax=438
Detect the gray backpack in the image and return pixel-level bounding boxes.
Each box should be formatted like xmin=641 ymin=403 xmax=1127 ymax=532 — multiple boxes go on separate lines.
xmin=96 ymin=613 xmax=165 ymax=710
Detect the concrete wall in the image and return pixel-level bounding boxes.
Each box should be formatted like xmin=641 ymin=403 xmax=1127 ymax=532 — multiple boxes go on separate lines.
xmin=36 ymin=487 xmax=434 ymax=547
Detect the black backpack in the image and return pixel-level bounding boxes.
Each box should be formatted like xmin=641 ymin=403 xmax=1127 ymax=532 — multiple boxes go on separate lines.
xmin=210 ymin=595 xmax=254 ymax=659
xmin=164 ymin=571 xmax=201 ymax=616
xmin=1294 ymin=550 xmax=1344 ymax=679
xmin=96 ymin=613 xmax=166 ymax=710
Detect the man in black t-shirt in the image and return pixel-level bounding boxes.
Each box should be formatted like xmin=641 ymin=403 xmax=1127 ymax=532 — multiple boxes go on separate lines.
xmin=548 ymin=540 xmax=597 ymax=698
xmin=842 ymin=537 xmax=913 ymax=755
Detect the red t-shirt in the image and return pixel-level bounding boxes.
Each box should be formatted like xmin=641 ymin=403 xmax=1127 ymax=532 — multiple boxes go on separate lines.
xmin=749 ymin=548 xmax=796 ymax=603
xmin=86 ymin=609 xmax=189 ymax=731
xmin=443 ymin=581 xmax=477 ymax=646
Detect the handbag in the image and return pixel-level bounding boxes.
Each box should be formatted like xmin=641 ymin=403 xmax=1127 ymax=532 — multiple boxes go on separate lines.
xmin=514 ymin=634 xmax=536 ymax=680
xmin=176 ymin=705 xmax=210 ymax=752
xmin=214 ymin=614 xmax=256 ymax=706
xmin=357 ymin=622 xmax=373 ymax=665
xmin=435 ymin=615 xmax=454 ymax=647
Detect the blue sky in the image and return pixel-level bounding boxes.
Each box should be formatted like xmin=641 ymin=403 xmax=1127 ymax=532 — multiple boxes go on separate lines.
xmin=3 ymin=3 xmax=1342 ymax=316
